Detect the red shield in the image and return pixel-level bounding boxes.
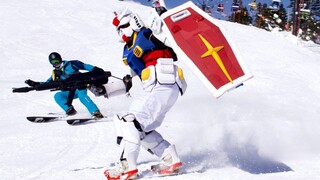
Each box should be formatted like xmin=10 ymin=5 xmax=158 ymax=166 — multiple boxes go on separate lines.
xmin=161 ymin=2 xmax=253 ymax=97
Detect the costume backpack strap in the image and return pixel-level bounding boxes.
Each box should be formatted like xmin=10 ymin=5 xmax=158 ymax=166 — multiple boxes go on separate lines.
xmin=52 ymin=69 xmax=62 ymax=80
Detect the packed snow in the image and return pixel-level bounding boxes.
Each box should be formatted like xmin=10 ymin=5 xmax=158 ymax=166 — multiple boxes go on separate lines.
xmin=1 ymin=0 xmax=320 ymax=180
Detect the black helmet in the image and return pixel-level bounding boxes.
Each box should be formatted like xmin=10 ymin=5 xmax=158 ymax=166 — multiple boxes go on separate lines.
xmin=48 ymin=52 xmax=62 ymax=68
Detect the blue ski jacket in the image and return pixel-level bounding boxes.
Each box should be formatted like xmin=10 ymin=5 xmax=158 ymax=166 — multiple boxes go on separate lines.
xmin=46 ymin=60 xmax=95 ymax=82
xmin=43 ymin=60 xmax=99 ymax=114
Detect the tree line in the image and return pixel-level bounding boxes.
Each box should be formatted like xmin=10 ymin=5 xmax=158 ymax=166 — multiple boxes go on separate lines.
xmin=197 ymin=0 xmax=320 ymax=44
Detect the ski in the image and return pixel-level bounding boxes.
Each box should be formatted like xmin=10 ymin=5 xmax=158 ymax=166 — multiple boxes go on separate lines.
xmin=66 ymin=118 xmax=94 ymax=125
xmin=26 ymin=116 xmax=64 ymax=123
xmin=66 ymin=117 xmax=108 ymax=125
xmin=137 ymin=161 xmax=190 ymax=179
xmin=26 ymin=115 xmax=110 ymax=125
xmin=139 ymin=169 xmax=193 ymax=179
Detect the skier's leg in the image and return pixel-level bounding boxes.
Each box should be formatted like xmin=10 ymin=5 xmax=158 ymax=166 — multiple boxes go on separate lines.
xmin=141 ymin=130 xmax=180 ymax=162
xmin=141 ymin=130 xmax=170 ymax=157
xmin=105 ymin=114 xmax=140 ymax=179
xmin=54 ymin=91 xmax=70 ymax=112
xmin=141 ymin=130 xmax=182 ymax=174
xmin=77 ymin=89 xmax=99 ymax=114
xmin=119 ymin=120 xmax=140 ymax=171
xmin=129 ymin=84 xmax=179 ymax=132
xmin=161 ymin=144 xmax=181 ymax=166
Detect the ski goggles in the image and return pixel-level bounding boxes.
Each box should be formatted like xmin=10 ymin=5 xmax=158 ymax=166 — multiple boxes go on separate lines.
xmin=50 ymin=59 xmax=62 ymax=67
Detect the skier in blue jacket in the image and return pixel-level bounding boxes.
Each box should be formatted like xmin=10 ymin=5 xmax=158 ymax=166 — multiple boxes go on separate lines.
xmin=25 ymin=52 xmax=104 ymax=118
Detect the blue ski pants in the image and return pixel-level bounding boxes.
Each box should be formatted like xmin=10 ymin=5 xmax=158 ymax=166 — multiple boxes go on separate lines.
xmin=54 ymin=89 xmax=99 ymax=114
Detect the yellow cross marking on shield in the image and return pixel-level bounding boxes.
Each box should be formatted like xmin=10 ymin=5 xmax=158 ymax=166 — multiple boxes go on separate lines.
xmin=198 ymin=34 xmax=233 ymax=83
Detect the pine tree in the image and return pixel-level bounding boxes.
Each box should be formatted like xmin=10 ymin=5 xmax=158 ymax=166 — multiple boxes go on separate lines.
xmin=289 ymin=0 xmax=320 ymax=42
xmin=277 ymin=4 xmax=288 ymax=29
xmin=240 ymin=7 xmax=253 ymax=25
xmin=255 ymin=2 xmax=287 ymax=31
xmin=255 ymin=2 xmax=266 ymax=28
xmin=310 ymin=0 xmax=320 ymax=19
xmin=300 ymin=17 xmax=320 ymax=41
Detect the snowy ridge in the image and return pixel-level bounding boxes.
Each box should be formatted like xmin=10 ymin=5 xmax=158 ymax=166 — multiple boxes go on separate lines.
xmin=1 ymin=0 xmax=320 ymax=180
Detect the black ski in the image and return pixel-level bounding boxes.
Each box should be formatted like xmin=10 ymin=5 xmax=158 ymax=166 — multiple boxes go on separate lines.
xmin=66 ymin=118 xmax=92 ymax=125
xmin=66 ymin=117 xmax=104 ymax=125
xmin=27 ymin=115 xmax=109 ymax=125
xmin=26 ymin=116 xmax=63 ymax=123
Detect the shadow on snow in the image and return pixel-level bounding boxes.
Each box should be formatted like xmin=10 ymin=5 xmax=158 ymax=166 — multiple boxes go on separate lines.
xmin=179 ymin=140 xmax=292 ymax=174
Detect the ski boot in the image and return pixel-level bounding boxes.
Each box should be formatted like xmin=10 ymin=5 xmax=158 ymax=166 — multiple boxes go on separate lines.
xmin=104 ymin=160 xmax=138 ymax=180
xmin=151 ymin=161 xmax=182 ymax=175
xmin=91 ymin=110 xmax=104 ymax=119
xmin=151 ymin=145 xmax=183 ymax=175
xmin=66 ymin=107 xmax=77 ymax=116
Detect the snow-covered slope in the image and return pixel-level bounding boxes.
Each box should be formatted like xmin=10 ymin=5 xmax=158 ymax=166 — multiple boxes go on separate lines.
xmin=1 ymin=0 xmax=320 ymax=180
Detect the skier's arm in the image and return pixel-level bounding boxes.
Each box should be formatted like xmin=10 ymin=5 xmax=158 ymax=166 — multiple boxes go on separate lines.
xmin=25 ymin=77 xmax=53 ymax=86
xmin=70 ymin=60 xmax=105 ymax=75
xmin=146 ymin=7 xmax=171 ymax=47
xmin=69 ymin=60 xmax=95 ymax=71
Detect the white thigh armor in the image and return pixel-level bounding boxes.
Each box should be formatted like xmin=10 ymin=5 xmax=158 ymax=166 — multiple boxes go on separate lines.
xmin=156 ymin=58 xmax=176 ymax=85
xmin=140 ymin=58 xmax=187 ymax=95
